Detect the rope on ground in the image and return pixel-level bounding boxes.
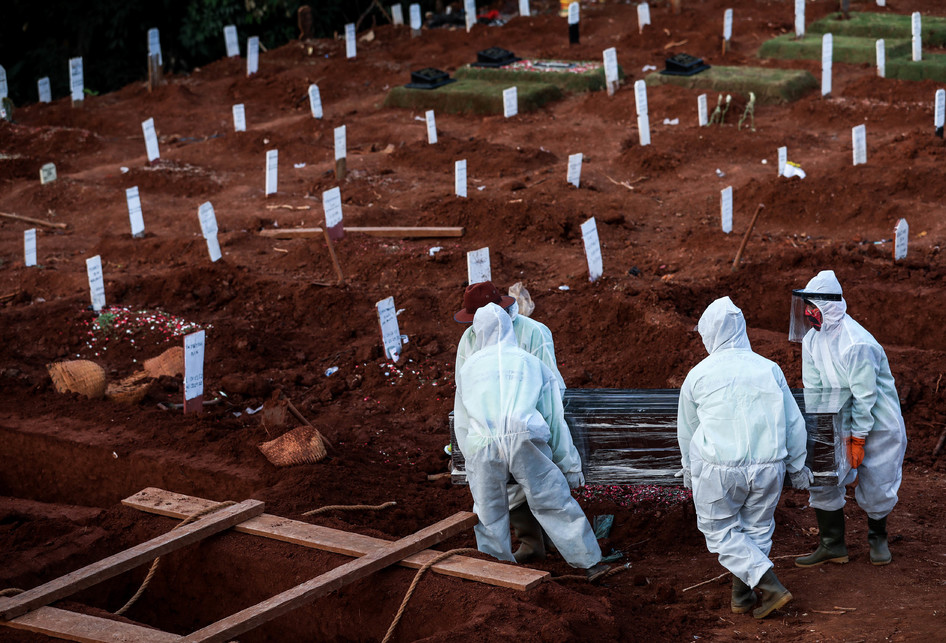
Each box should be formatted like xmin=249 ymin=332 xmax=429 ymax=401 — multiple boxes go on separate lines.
xmin=682 ymin=570 xmax=728 ymax=592
xmin=0 ymin=588 xmax=23 ymax=597
xmin=552 ymin=561 xmax=631 ymax=582
xmin=113 ymin=500 xmax=237 ymax=616
xmin=302 ymin=501 xmax=396 ymax=516
xmin=381 ymin=547 xmax=479 ymax=643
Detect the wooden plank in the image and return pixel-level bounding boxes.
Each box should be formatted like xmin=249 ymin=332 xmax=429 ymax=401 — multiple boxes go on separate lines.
xmin=123 ymin=488 xmax=546 ymax=591
xmin=0 ymin=500 xmax=264 ymax=621
xmin=260 ymin=226 xmax=464 ymax=239
xmin=181 ymin=511 xmax=478 ymax=643
xmin=5 ymin=606 xmax=181 ymax=642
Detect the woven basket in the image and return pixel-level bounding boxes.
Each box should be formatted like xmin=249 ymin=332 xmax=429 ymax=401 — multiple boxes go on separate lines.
xmin=143 ymin=346 xmax=184 ymax=379
xmin=47 ymin=360 xmax=107 ymax=399
xmin=258 ymin=426 xmax=328 ymax=467
xmin=106 ymin=371 xmax=150 ymax=405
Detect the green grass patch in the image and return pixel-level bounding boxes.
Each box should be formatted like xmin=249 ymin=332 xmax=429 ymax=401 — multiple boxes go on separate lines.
xmin=453 ymin=60 xmax=623 ymax=93
xmin=758 ymin=33 xmax=910 ymax=64
xmin=809 ymin=12 xmax=946 ymax=47
xmin=886 ymin=52 xmax=946 ymax=81
xmin=644 ymin=66 xmax=817 ymax=104
xmin=383 ymin=79 xmax=563 ymax=115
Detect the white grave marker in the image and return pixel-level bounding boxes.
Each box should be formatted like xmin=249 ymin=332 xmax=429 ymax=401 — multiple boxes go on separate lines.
xmin=465 ymin=0 xmax=476 ymax=32
xmin=126 ymin=186 xmax=145 ymax=237
xmin=39 ymin=163 xmax=57 ymax=184
xmin=721 ymin=186 xmax=733 ymax=234
xmin=425 ymin=110 xmax=437 ymax=144
xmin=821 ymin=34 xmax=833 ymax=96
xmin=334 ymin=125 xmax=346 ymax=161
xmin=635 ymin=80 xmax=651 ymax=146
xmin=376 ymin=297 xmax=403 ymax=361
xmin=567 ymin=153 xmax=582 ymax=188
xmin=794 ymin=0 xmax=805 ymax=38
xmin=247 ymin=36 xmax=260 ymax=76
xmin=467 ymin=248 xmax=491 ymax=284
xmin=0 ymin=66 xmax=7 ymax=99
xmin=147 ymin=28 xmax=162 ymax=66
xmin=345 ymin=23 xmax=357 ymax=59
xmin=24 ymin=229 xmax=37 ymax=267
xmin=309 ymin=84 xmax=323 ymax=119
xmin=778 ymin=146 xmax=787 ymax=176
xmin=265 ymin=150 xmax=278 ymax=196
xmin=224 ymin=25 xmax=240 ymax=57
xmin=392 ymin=5 xmax=404 ymax=26
xmin=69 ymin=57 xmax=84 ymax=103
xmin=184 ymin=330 xmax=205 ymax=402
xmin=519 ymin=0 xmax=530 ymax=17
xmin=455 ymin=159 xmax=467 ymax=198
xmin=198 ymin=202 xmax=222 ymax=262
xmin=581 ymin=217 xmax=603 ymax=282
xmin=503 ymin=87 xmax=518 ymax=118
xmin=323 ymin=187 xmax=343 ymax=229
xmin=410 ymin=4 xmax=422 ymax=31
xmin=603 ymin=47 xmax=619 ymax=95
xmin=698 ymin=94 xmax=708 ymax=126
xmin=38 ymin=77 xmax=52 ymax=103
xmin=723 ymin=9 xmax=733 ymax=43
xmin=569 ymin=3 xmax=579 ymax=25
xmin=852 ymin=124 xmax=867 ymax=166
xmin=86 ymin=255 xmax=106 ymax=312
xmin=935 ymin=89 xmax=945 ymax=135
xmin=142 ymin=118 xmax=160 ymax=163
xmin=912 ymin=12 xmax=922 ymax=62
xmin=877 ymin=0 xmax=885 ymax=6
xmin=876 ymin=39 xmax=886 ymax=78
xmin=232 ymin=104 xmax=246 ymax=131
xmin=894 ymin=218 xmax=908 ymax=261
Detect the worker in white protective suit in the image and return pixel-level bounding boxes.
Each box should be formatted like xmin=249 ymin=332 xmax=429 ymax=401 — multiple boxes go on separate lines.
xmin=678 ymin=297 xmax=811 ymax=619
xmin=789 ymin=270 xmax=907 ymax=567
xmin=454 ymin=281 xmax=568 ymax=564
xmin=454 ymin=303 xmax=608 ymax=581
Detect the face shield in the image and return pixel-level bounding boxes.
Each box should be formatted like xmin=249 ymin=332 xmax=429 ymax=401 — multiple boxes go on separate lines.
xmin=789 ymin=289 xmax=842 ymax=342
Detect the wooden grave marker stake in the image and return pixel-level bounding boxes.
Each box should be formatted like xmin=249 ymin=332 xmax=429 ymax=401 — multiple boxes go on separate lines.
xmin=233 ymin=104 xmax=246 ymax=132
xmin=409 ymin=4 xmax=422 ymax=37
xmin=322 ymin=225 xmax=345 ymax=285
xmin=24 ymin=229 xmax=37 ymax=267
xmin=265 ymin=150 xmax=278 ymax=197
xmin=794 ymin=0 xmax=805 ymax=39
xmin=603 ymin=47 xmax=619 ymax=96
xmin=467 ymin=247 xmax=490 ymax=285
xmin=912 ymin=12 xmax=922 ymax=62
xmin=37 ymin=77 xmax=51 ymax=104
xmin=876 ymin=39 xmax=886 ymax=78
xmin=86 ymin=255 xmax=106 ymax=312
xmin=568 ymin=2 xmax=580 ymax=44
xmin=821 ymin=33 xmax=833 ymax=97
xmin=503 ymin=87 xmax=518 ymax=118
xmin=391 ymin=4 xmax=404 ymax=26
xmin=345 ymin=23 xmax=357 ymax=59
xmin=142 ymin=117 xmax=160 ymax=164
xmin=247 ymin=36 xmax=260 ymax=76
xmin=198 ymin=202 xmax=222 ymax=262
xmin=376 ymin=296 xmax=403 ymax=362
xmin=581 ymin=217 xmax=603 ymax=282
xmin=334 ymin=125 xmax=347 ymax=180
xmin=721 ymin=186 xmax=733 ymax=234
xmin=893 ymin=218 xmax=909 ymax=262
xmin=455 ymin=159 xmax=467 ymax=198
xmin=309 ymin=84 xmax=323 ymax=119
xmin=852 ymin=124 xmax=867 ymax=166
xmin=147 ymin=54 xmax=163 ymax=92
xmin=126 ymin=186 xmax=145 ymax=238
xmin=698 ymin=94 xmax=708 ymax=126
xmin=425 ymin=109 xmax=437 ymax=144
xmin=224 ymin=25 xmax=240 ymax=57
xmin=567 ymin=153 xmax=582 ymax=188
xmin=635 ymin=80 xmax=651 ymax=146
xmin=934 ymin=89 xmax=944 ymax=138
xmin=322 ymin=186 xmax=344 ymax=241
xmin=39 ymin=163 xmax=57 ymax=185
xmin=184 ymin=330 xmax=205 ymax=414
xmin=731 ymin=203 xmax=765 ymax=271
xmin=69 ymin=57 xmax=84 ymax=105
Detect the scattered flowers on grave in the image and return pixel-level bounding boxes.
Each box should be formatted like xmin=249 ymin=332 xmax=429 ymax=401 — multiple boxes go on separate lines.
xmin=506 ymin=59 xmax=601 ymax=74
xmin=79 ymin=306 xmax=210 ymax=357
xmin=576 ymin=484 xmax=692 ymax=508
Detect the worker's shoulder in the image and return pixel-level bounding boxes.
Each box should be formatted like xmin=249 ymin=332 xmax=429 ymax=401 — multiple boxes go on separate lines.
xmin=514 ymin=314 xmax=552 ymax=334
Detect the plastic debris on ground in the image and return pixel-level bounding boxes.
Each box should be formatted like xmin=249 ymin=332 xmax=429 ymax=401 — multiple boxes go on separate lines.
xmin=429 ymin=246 xmax=443 ymax=256
xmin=325 ymin=366 xmax=339 ymax=376
xmin=593 ymin=514 xmax=614 ymax=538
xmin=782 ymin=161 xmax=806 ymax=179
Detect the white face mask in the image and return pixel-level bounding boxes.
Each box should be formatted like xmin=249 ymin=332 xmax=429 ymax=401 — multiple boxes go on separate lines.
xmin=504 ymin=300 xmax=519 ymax=322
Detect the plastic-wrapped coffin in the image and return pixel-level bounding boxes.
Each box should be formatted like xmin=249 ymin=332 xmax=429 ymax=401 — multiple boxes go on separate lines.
xmin=449 ymin=388 xmax=852 ymax=487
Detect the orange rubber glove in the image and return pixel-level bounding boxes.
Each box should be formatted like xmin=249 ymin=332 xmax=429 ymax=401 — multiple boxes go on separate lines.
xmin=848 ymin=436 xmax=866 ymax=469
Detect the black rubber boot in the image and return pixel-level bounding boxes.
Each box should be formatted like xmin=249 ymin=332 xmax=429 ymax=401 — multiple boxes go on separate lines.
xmin=868 ymin=516 xmax=892 ymax=566
xmin=731 ymin=575 xmax=756 ymax=614
xmin=752 ymin=569 xmax=792 ymax=619
xmin=795 ymin=508 xmax=849 ymax=567
xmin=509 ymin=503 xmax=546 ymax=564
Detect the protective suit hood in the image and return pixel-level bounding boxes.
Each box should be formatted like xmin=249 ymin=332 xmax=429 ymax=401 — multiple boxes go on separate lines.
xmin=698 ymin=296 xmax=752 ymax=354
xmin=472 ymin=303 xmax=516 ymax=352
xmin=804 ymin=270 xmax=847 ymax=331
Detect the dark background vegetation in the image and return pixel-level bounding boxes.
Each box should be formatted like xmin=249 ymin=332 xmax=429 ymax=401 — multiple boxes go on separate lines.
xmin=0 ymin=0 xmax=444 ymax=105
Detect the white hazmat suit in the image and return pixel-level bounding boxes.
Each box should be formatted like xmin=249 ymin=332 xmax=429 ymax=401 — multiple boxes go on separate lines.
xmin=800 ymin=270 xmax=907 ymax=519
xmin=454 ymin=303 xmax=601 ymax=568
xmin=678 ymin=297 xmax=808 ymax=589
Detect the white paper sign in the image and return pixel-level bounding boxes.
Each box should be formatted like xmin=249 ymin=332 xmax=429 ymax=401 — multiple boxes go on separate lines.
xmin=334 ymin=125 xmax=346 ymax=161
xmin=39 ymin=163 xmax=57 ymax=184
xmin=634 ymin=79 xmax=648 ymax=115
xmin=86 ymin=255 xmax=106 ymax=312
xmin=345 ymin=23 xmax=357 ymax=58
xmin=912 ymin=13 xmax=922 ymax=62
xmin=519 ymin=0 xmax=530 ymax=17
xmin=794 ymin=0 xmax=805 ymax=38
xmin=935 ymin=89 xmax=945 ymax=129
xmin=778 ymin=146 xmax=787 ymax=176
xmin=465 ymin=0 xmax=476 ymax=32
xmin=24 ymin=229 xmax=37 ymax=267
xmin=455 ymin=159 xmax=467 ymax=198
xmin=392 ymin=5 xmax=404 ymax=26
xmin=247 ymin=36 xmax=260 ymax=76
xmin=0 ymin=66 xmax=7 ymax=99
xmin=569 ymin=2 xmax=579 ymax=25
xmin=567 ymin=153 xmax=582 ymax=188
xmin=581 ymin=217 xmax=603 ymax=282
xmin=724 ymin=9 xmax=733 ymax=41
xmin=224 ymin=25 xmax=240 ymax=57
xmin=876 ymin=39 xmax=886 ymax=78
xmin=69 ymin=57 xmax=84 ymax=102
xmin=376 ymin=297 xmax=403 ymax=361
xmin=231 ymin=104 xmax=246 ymax=132
xmin=147 ymin=28 xmax=162 ymax=66
xmin=126 ymin=186 xmax=145 ymax=237
xmin=603 ymin=48 xmax=619 ymax=84
xmin=894 ymin=218 xmax=909 ymax=261
xmin=309 ymin=84 xmax=323 ymax=119
xmin=852 ymin=124 xmax=867 ymax=166
xmin=38 ymin=77 xmax=51 ymax=103
xmin=638 ymin=113 xmax=651 ymax=146
xmin=467 ymin=247 xmax=491 ymax=285
xmin=265 ymin=150 xmax=278 ymax=196
xmin=721 ymin=186 xmax=733 ymax=234
xmin=198 ymin=202 xmax=222 ymax=262
xmin=821 ymin=33 xmax=833 ymax=96
xmin=697 ymin=94 xmax=708 ymax=126
xmin=323 ymin=187 xmax=343 ymax=228
xmin=184 ymin=330 xmax=205 ymax=401
xmin=425 ymin=110 xmax=437 ymax=144
xmin=410 ymin=4 xmax=422 ymax=30
xmin=503 ymin=87 xmax=518 ymax=118
xmin=142 ymin=118 xmax=160 ymax=163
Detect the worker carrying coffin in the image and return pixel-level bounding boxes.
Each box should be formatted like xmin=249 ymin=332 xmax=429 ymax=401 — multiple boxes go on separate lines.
xmin=454 ymin=303 xmax=608 ymax=581
xmin=678 ymin=296 xmax=811 ymax=619
xmin=789 ymin=270 xmax=907 ymax=567
xmin=454 ymin=281 xmax=567 ymax=564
